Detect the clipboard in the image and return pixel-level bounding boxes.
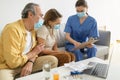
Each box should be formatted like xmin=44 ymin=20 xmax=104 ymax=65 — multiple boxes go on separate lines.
xmin=71 ymin=38 xmax=98 ymax=51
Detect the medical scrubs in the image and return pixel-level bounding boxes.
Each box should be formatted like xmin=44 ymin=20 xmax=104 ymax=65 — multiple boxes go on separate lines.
xmin=64 ymin=15 xmax=99 ymax=61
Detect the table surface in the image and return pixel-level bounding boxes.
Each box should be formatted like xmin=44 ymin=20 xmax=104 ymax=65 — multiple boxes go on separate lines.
xmin=16 ymin=57 xmax=108 ymax=80
xmin=16 ymin=43 xmax=120 ymax=80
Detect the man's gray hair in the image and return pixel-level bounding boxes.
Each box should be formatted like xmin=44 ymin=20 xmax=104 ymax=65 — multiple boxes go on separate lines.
xmin=21 ymin=3 xmax=39 ymax=18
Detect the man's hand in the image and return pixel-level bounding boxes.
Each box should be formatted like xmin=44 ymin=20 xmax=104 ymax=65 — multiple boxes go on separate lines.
xmin=20 ymin=62 xmax=33 ymax=77
xmin=26 ymin=44 xmax=45 ymax=59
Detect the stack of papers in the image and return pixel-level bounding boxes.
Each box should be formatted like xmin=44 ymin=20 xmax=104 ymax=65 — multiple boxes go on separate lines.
xmin=64 ymin=62 xmax=88 ymax=72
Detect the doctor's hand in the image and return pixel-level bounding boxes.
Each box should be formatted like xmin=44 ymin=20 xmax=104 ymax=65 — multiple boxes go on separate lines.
xmin=73 ymin=41 xmax=81 ymax=48
xmin=87 ymin=44 xmax=94 ymax=48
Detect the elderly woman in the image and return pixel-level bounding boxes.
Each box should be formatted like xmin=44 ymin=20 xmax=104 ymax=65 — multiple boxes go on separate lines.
xmin=37 ymin=8 xmax=75 ymax=66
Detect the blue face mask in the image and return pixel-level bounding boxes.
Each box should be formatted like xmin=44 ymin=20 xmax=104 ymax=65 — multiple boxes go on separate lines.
xmin=54 ymin=24 xmax=60 ymax=29
xmin=77 ymin=12 xmax=86 ymax=18
xmin=34 ymin=19 xmax=44 ymax=28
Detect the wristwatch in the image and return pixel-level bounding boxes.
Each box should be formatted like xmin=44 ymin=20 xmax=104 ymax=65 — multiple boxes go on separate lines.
xmin=28 ymin=60 xmax=34 ymax=64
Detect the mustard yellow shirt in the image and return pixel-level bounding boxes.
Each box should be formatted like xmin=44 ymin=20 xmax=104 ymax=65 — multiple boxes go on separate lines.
xmin=0 ymin=19 xmax=36 ymax=69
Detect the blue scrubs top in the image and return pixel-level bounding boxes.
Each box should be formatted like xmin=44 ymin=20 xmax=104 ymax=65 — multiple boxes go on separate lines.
xmin=64 ymin=15 xmax=99 ymax=44
xmin=64 ymin=15 xmax=99 ymax=61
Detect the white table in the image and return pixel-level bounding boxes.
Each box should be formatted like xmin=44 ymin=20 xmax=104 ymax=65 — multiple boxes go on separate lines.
xmin=16 ymin=57 xmax=107 ymax=80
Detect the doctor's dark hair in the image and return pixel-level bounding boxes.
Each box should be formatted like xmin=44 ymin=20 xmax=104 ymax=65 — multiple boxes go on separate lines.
xmin=21 ymin=3 xmax=39 ymax=18
xmin=75 ymin=0 xmax=88 ymax=8
xmin=43 ymin=8 xmax=62 ymax=26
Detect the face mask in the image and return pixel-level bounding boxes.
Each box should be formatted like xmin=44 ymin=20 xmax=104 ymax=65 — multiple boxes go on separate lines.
xmin=54 ymin=24 xmax=60 ymax=29
xmin=34 ymin=19 xmax=44 ymax=28
xmin=77 ymin=12 xmax=86 ymax=18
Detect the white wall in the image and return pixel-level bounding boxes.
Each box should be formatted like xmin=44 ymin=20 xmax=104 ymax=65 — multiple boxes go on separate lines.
xmin=87 ymin=0 xmax=120 ymax=42
xmin=1 ymin=0 xmax=120 ymax=42
xmin=0 ymin=0 xmax=34 ymax=32
xmin=35 ymin=0 xmax=76 ymax=23
xmin=0 ymin=0 xmax=77 ymax=32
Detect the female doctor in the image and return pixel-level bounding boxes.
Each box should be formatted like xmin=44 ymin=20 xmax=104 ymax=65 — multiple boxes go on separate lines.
xmin=64 ymin=0 xmax=99 ymax=61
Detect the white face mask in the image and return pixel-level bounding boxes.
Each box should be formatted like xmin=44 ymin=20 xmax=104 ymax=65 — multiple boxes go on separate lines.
xmin=54 ymin=24 xmax=60 ymax=29
xmin=77 ymin=12 xmax=86 ymax=18
xmin=34 ymin=19 xmax=44 ymax=28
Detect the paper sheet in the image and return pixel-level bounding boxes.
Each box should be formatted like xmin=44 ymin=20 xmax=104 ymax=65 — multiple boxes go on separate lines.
xmin=64 ymin=61 xmax=88 ymax=72
xmin=71 ymin=38 xmax=98 ymax=51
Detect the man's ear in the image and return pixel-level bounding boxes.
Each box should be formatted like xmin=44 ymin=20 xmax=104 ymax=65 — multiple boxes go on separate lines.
xmin=28 ymin=11 xmax=34 ymax=18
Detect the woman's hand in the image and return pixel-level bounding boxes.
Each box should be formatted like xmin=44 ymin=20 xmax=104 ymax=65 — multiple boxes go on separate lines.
xmin=48 ymin=50 xmax=60 ymax=55
xmin=66 ymin=33 xmax=81 ymax=48
xmin=86 ymin=44 xmax=94 ymax=48
xmin=73 ymin=41 xmax=81 ymax=48
xmin=20 ymin=62 xmax=33 ymax=77
xmin=32 ymin=44 xmax=45 ymax=55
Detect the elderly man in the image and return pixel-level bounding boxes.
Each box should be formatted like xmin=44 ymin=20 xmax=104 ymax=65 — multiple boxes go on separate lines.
xmin=0 ymin=3 xmax=58 ymax=80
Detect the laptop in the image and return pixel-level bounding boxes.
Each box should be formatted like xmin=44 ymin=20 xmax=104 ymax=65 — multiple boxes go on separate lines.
xmin=83 ymin=62 xmax=109 ymax=79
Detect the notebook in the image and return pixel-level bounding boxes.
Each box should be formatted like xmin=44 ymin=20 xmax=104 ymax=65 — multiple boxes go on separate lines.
xmin=83 ymin=62 xmax=109 ymax=79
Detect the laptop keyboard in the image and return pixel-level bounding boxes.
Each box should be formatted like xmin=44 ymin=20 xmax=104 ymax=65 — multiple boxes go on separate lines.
xmin=83 ymin=62 xmax=109 ymax=79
